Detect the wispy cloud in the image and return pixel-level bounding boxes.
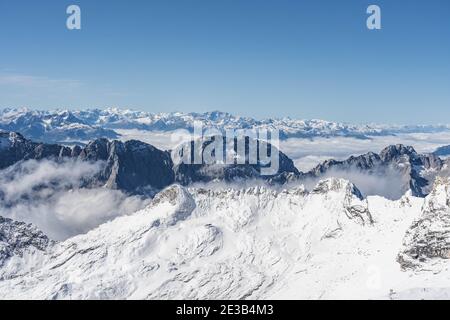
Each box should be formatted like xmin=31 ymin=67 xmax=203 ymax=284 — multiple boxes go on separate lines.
xmin=0 ymin=159 xmax=151 ymax=240
xmin=0 ymin=73 xmax=82 ymax=89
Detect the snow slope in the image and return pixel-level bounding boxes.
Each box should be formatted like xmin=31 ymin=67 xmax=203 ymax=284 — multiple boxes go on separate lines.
xmin=1 ymin=179 xmax=450 ymax=299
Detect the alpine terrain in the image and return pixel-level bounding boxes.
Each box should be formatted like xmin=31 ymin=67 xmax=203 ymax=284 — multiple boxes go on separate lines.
xmin=1 ymin=108 xmax=450 ymax=300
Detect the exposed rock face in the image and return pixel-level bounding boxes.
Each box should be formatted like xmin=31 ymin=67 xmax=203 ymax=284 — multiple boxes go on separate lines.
xmin=0 ymin=131 xmax=174 ymax=196
xmin=1 ymin=131 xmax=300 ymax=195
xmin=311 ymin=178 xmax=373 ymax=226
xmin=398 ymin=177 xmax=450 ymax=270
xmin=2 ymin=131 xmax=450 ymax=199
xmin=434 ymin=145 xmax=450 ymax=157
xmin=0 ymin=131 xmax=71 ymax=170
xmin=147 ymin=185 xmax=196 ymax=226
xmin=172 ymin=136 xmax=300 ymax=185
xmin=79 ymin=139 xmax=175 ymax=195
xmin=0 ymin=216 xmax=52 ymax=269
xmin=312 ymin=178 xmax=363 ymax=199
xmin=307 ymin=144 xmax=444 ymax=197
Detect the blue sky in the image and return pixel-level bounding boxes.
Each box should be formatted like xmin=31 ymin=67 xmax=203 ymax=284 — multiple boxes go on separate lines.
xmin=0 ymin=0 xmax=449 ymax=123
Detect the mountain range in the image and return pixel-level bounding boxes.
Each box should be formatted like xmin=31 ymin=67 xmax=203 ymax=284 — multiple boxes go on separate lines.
xmin=0 ymin=131 xmax=298 ymax=196
xmin=1 ymin=130 xmax=448 ymax=199
xmin=2 ymin=107 xmax=450 ymax=144
xmin=2 ymin=107 xmax=450 ymax=299
xmin=306 ymin=144 xmax=448 ymax=198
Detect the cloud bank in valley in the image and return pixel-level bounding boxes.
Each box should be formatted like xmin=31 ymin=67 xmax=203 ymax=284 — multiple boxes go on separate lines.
xmin=280 ymin=132 xmax=450 ymax=171
xmin=114 ymin=129 xmax=450 ymax=200
xmin=1 ymin=130 xmax=445 ymax=240
xmin=295 ymin=167 xmax=408 ymax=200
xmin=116 ymin=129 xmax=450 ymax=171
xmin=0 ymin=159 xmax=151 ymax=240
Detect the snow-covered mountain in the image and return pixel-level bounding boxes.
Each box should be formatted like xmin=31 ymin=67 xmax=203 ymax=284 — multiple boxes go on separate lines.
xmin=172 ymin=135 xmax=300 ymax=185
xmin=3 ymin=107 xmax=450 ymax=143
xmin=0 ymin=108 xmax=118 ymax=144
xmin=2 ymin=108 xmax=450 ymax=299
xmin=307 ymin=144 xmax=448 ymax=198
xmin=2 ymin=178 xmax=450 ymax=299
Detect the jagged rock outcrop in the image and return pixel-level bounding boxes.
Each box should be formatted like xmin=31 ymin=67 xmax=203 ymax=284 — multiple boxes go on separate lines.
xmin=398 ymin=177 xmax=450 ymax=270
xmin=0 ymin=131 xmax=71 ymax=169
xmin=0 ymin=131 xmax=175 ymax=196
xmin=1 ymin=132 xmax=299 ymax=195
xmin=148 ymin=185 xmax=196 ymax=226
xmin=0 ymin=216 xmax=53 ymax=270
xmin=312 ymin=178 xmax=363 ymax=199
xmin=2 ymin=131 xmax=450 ymax=199
xmin=307 ymin=144 xmax=444 ymax=197
xmin=311 ymin=178 xmax=373 ymax=227
xmin=79 ymin=139 xmax=175 ymax=195
xmin=172 ymin=136 xmax=300 ymax=185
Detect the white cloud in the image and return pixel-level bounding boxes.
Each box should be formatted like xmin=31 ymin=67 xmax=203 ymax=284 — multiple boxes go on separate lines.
xmin=295 ymin=167 xmax=407 ymax=200
xmin=0 ymin=159 xmax=151 ymax=240
xmin=0 ymin=73 xmax=81 ymax=89
xmin=116 ymin=129 xmax=197 ymax=151
xmin=281 ymin=132 xmax=450 ymax=171
xmin=116 ymin=129 xmax=450 ymax=171
xmin=113 ymin=130 xmax=450 ymax=200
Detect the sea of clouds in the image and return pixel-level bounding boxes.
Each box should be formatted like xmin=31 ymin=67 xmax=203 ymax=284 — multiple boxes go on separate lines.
xmin=0 ymin=159 xmax=151 ymax=240
xmin=117 ymin=129 xmax=450 ymax=171
xmin=2 ymin=130 xmax=449 ymax=240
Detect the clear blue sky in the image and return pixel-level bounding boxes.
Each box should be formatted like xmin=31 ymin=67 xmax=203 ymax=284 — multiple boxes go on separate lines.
xmin=0 ymin=0 xmax=449 ymax=123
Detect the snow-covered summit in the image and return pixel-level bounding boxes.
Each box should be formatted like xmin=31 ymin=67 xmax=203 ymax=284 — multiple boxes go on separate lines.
xmin=0 ymin=179 xmax=376 ymax=299
xmin=3 ymin=176 xmax=450 ymax=299
xmin=0 ymin=108 xmax=118 ymax=144
xmin=3 ymin=107 xmax=450 ymax=143
xmin=148 ymin=184 xmax=196 ymax=226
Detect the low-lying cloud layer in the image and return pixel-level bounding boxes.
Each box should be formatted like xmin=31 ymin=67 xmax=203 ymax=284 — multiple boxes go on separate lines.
xmin=117 ymin=129 xmax=450 ymax=171
xmin=296 ymin=167 xmax=407 ymax=200
xmin=2 ymin=131 xmax=446 ymax=240
xmin=115 ymin=129 xmax=450 ymax=200
xmin=281 ymin=132 xmax=450 ymax=171
xmin=0 ymin=159 xmax=151 ymax=240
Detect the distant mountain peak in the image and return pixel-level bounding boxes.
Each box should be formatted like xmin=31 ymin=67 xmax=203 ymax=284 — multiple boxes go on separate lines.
xmin=3 ymin=107 xmax=450 ymax=144
xmin=307 ymin=144 xmax=444 ymax=198
xmin=380 ymin=144 xmax=417 ymax=161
